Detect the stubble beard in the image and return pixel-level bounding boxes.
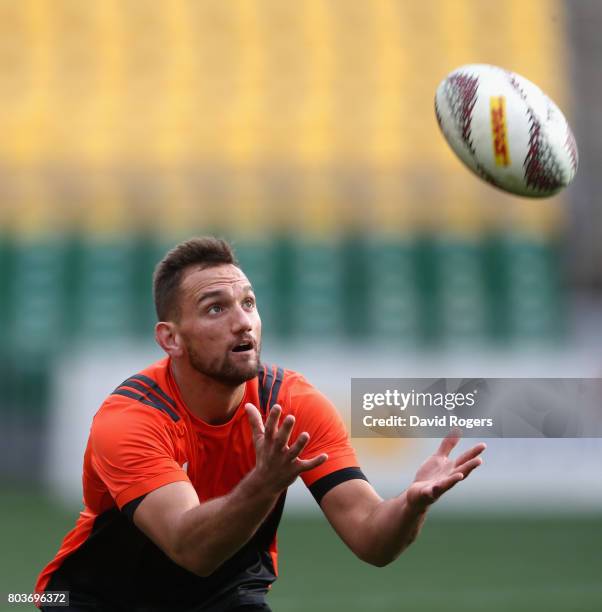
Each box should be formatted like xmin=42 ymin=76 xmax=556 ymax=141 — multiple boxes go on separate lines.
xmin=186 ymin=342 xmax=261 ymax=387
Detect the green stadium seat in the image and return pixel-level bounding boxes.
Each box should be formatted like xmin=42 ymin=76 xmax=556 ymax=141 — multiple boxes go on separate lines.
xmin=364 ymin=239 xmax=421 ymax=343
xmin=10 ymin=238 xmax=69 ymax=352
xmin=435 ymin=240 xmax=488 ymax=344
xmin=76 ymin=239 xmax=138 ymax=341
xmin=289 ymin=239 xmax=344 ymax=338
xmin=504 ymin=239 xmax=564 ymax=341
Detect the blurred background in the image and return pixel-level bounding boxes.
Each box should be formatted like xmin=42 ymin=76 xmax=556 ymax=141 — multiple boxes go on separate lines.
xmin=0 ymin=1 xmax=601 ymax=610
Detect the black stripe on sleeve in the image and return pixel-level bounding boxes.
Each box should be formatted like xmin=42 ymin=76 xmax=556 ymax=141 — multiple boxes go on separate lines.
xmin=113 ymin=374 xmax=180 ymax=422
xmin=118 ymin=380 xmax=175 ymax=414
xmin=121 ymin=494 xmax=146 ymax=521
xmin=112 ymin=388 xmax=147 ymax=403
xmin=112 ymin=389 xmax=180 ymax=422
xmin=308 ymin=467 xmax=368 ymax=505
xmin=130 ymin=374 xmax=177 ymax=408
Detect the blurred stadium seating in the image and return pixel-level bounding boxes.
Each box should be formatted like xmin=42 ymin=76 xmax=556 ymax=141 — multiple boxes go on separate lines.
xmin=0 ymin=0 xmax=568 ymax=340
xmin=0 ymin=0 xmax=589 ymax=482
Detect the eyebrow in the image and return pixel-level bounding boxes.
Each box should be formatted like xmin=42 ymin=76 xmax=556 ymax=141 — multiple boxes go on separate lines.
xmin=197 ymin=284 xmax=254 ymax=304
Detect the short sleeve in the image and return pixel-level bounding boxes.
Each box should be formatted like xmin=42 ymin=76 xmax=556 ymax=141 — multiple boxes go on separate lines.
xmin=287 ymin=375 xmax=360 ymax=488
xmin=90 ymin=401 xmax=190 ymax=509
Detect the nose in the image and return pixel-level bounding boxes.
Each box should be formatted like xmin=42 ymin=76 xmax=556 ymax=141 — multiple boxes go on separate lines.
xmin=231 ymin=303 xmax=253 ymax=333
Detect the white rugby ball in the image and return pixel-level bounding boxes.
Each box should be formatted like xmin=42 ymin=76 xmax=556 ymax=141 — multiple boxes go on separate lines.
xmin=435 ymin=64 xmax=578 ymax=198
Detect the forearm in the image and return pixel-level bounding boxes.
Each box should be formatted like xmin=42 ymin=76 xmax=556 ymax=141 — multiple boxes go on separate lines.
xmin=173 ymin=471 xmax=279 ymax=576
xmin=351 ymin=491 xmax=427 ymax=567
xmin=324 ymin=435 xmax=486 ymax=567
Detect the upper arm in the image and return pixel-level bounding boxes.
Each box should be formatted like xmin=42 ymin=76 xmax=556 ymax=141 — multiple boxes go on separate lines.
xmin=91 ymin=402 xmax=190 ymax=510
xmin=285 ymin=375 xmax=384 ymax=553
xmin=287 ymin=376 xmax=360 ymax=491
xmin=91 ymin=405 xmax=198 ymax=565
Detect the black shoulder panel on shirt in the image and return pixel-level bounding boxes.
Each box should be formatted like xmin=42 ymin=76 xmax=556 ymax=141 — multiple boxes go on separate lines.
xmin=112 ymin=375 xmax=180 ymax=422
xmin=258 ymin=363 xmax=284 ymax=416
xmin=270 ymin=367 xmax=284 ymax=410
xmin=309 ymin=467 xmax=368 ymax=505
xmin=258 ymin=365 xmax=273 ymax=414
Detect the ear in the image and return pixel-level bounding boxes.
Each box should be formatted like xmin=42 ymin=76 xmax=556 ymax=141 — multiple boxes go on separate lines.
xmin=155 ymin=321 xmax=184 ymax=357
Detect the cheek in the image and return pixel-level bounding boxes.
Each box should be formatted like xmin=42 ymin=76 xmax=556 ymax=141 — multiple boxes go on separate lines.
xmin=193 ymin=323 xmax=224 ymax=343
xmin=253 ymin=311 xmax=262 ymax=329
xmin=182 ymin=319 xmax=221 ymax=345
xmin=199 ymin=317 xmax=237 ymax=349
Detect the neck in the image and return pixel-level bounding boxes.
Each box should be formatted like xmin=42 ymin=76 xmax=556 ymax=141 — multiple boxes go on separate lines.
xmin=170 ymin=359 xmax=246 ymax=425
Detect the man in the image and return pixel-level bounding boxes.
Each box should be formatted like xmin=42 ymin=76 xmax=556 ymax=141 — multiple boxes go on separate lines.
xmin=36 ymin=237 xmax=485 ymax=611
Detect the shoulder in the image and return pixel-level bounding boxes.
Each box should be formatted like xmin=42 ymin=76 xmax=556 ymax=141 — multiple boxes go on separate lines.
xmin=91 ymin=360 xmax=183 ymax=447
xmin=279 ymin=367 xmax=327 ymax=404
xmin=258 ymin=363 xmax=313 ymax=392
xmin=258 ymin=363 xmax=317 ymax=405
xmin=260 ymin=363 xmax=336 ymax=421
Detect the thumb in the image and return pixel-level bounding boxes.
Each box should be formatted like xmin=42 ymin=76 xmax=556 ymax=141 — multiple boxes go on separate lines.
xmin=407 ymin=481 xmax=438 ymax=511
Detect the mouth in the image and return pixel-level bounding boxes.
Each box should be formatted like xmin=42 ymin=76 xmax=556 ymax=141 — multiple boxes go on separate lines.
xmin=231 ymin=340 xmax=255 ymax=353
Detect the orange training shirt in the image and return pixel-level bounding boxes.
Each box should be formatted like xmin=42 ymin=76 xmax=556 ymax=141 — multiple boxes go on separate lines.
xmin=35 ymin=359 xmax=365 ymax=611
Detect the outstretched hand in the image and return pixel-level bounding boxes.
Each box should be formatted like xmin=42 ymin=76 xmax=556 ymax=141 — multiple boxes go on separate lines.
xmin=406 ymin=430 xmax=486 ymax=511
xmin=245 ymin=403 xmax=328 ymax=495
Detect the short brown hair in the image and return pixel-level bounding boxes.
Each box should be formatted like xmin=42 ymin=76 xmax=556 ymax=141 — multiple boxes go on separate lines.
xmin=153 ymin=237 xmax=238 ymax=321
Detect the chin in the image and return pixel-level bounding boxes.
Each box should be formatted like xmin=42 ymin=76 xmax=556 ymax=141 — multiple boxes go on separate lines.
xmin=219 ymin=360 xmax=260 ymax=387
xmin=187 ymin=345 xmax=260 ymax=386
xmin=237 ymin=361 xmax=260 ymax=382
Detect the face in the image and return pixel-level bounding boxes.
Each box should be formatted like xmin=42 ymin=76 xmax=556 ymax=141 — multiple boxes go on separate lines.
xmin=172 ymin=264 xmax=262 ymax=386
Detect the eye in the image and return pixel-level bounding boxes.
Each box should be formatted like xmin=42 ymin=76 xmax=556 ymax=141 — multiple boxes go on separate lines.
xmin=207 ymin=304 xmax=223 ymax=314
xmin=243 ymin=297 xmax=256 ymax=309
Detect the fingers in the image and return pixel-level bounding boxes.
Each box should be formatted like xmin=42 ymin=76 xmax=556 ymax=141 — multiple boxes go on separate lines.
xmin=247 ymin=402 xmax=302 ymax=453
xmin=266 ymin=404 xmax=296 ymax=449
xmin=415 ymin=445 xmax=485 ymax=507
xmin=436 ymin=428 xmax=462 ymax=457
xmin=454 ymin=442 xmax=487 ymax=468
xmin=264 ymin=404 xmax=282 ymax=440
xmin=432 ymin=455 xmax=485 ymax=497
xmin=431 ymin=472 xmax=464 ymax=499
xmin=454 ymin=456 xmax=484 ymax=478
xmin=288 ymin=430 xmax=310 ymax=458
xmin=245 ymin=404 xmax=264 ymax=439
xmin=275 ymin=414 xmax=296 ymax=449
xmin=288 ymin=431 xmax=327 ymax=471
xmin=297 ymin=453 xmax=328 ymax=472
xmin=248 ymin=402 xmax=329 ymax=479
xmin=431 ymin=457 xmax=484 ymax=503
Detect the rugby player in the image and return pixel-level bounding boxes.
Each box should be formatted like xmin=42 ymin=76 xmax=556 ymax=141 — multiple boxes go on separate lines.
xmin=36 ymin=237 xmax=485 ymax=611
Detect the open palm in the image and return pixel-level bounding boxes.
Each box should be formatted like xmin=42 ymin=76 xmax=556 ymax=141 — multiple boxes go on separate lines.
xmin=407 ymin=431 xmax=486 ymax=510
